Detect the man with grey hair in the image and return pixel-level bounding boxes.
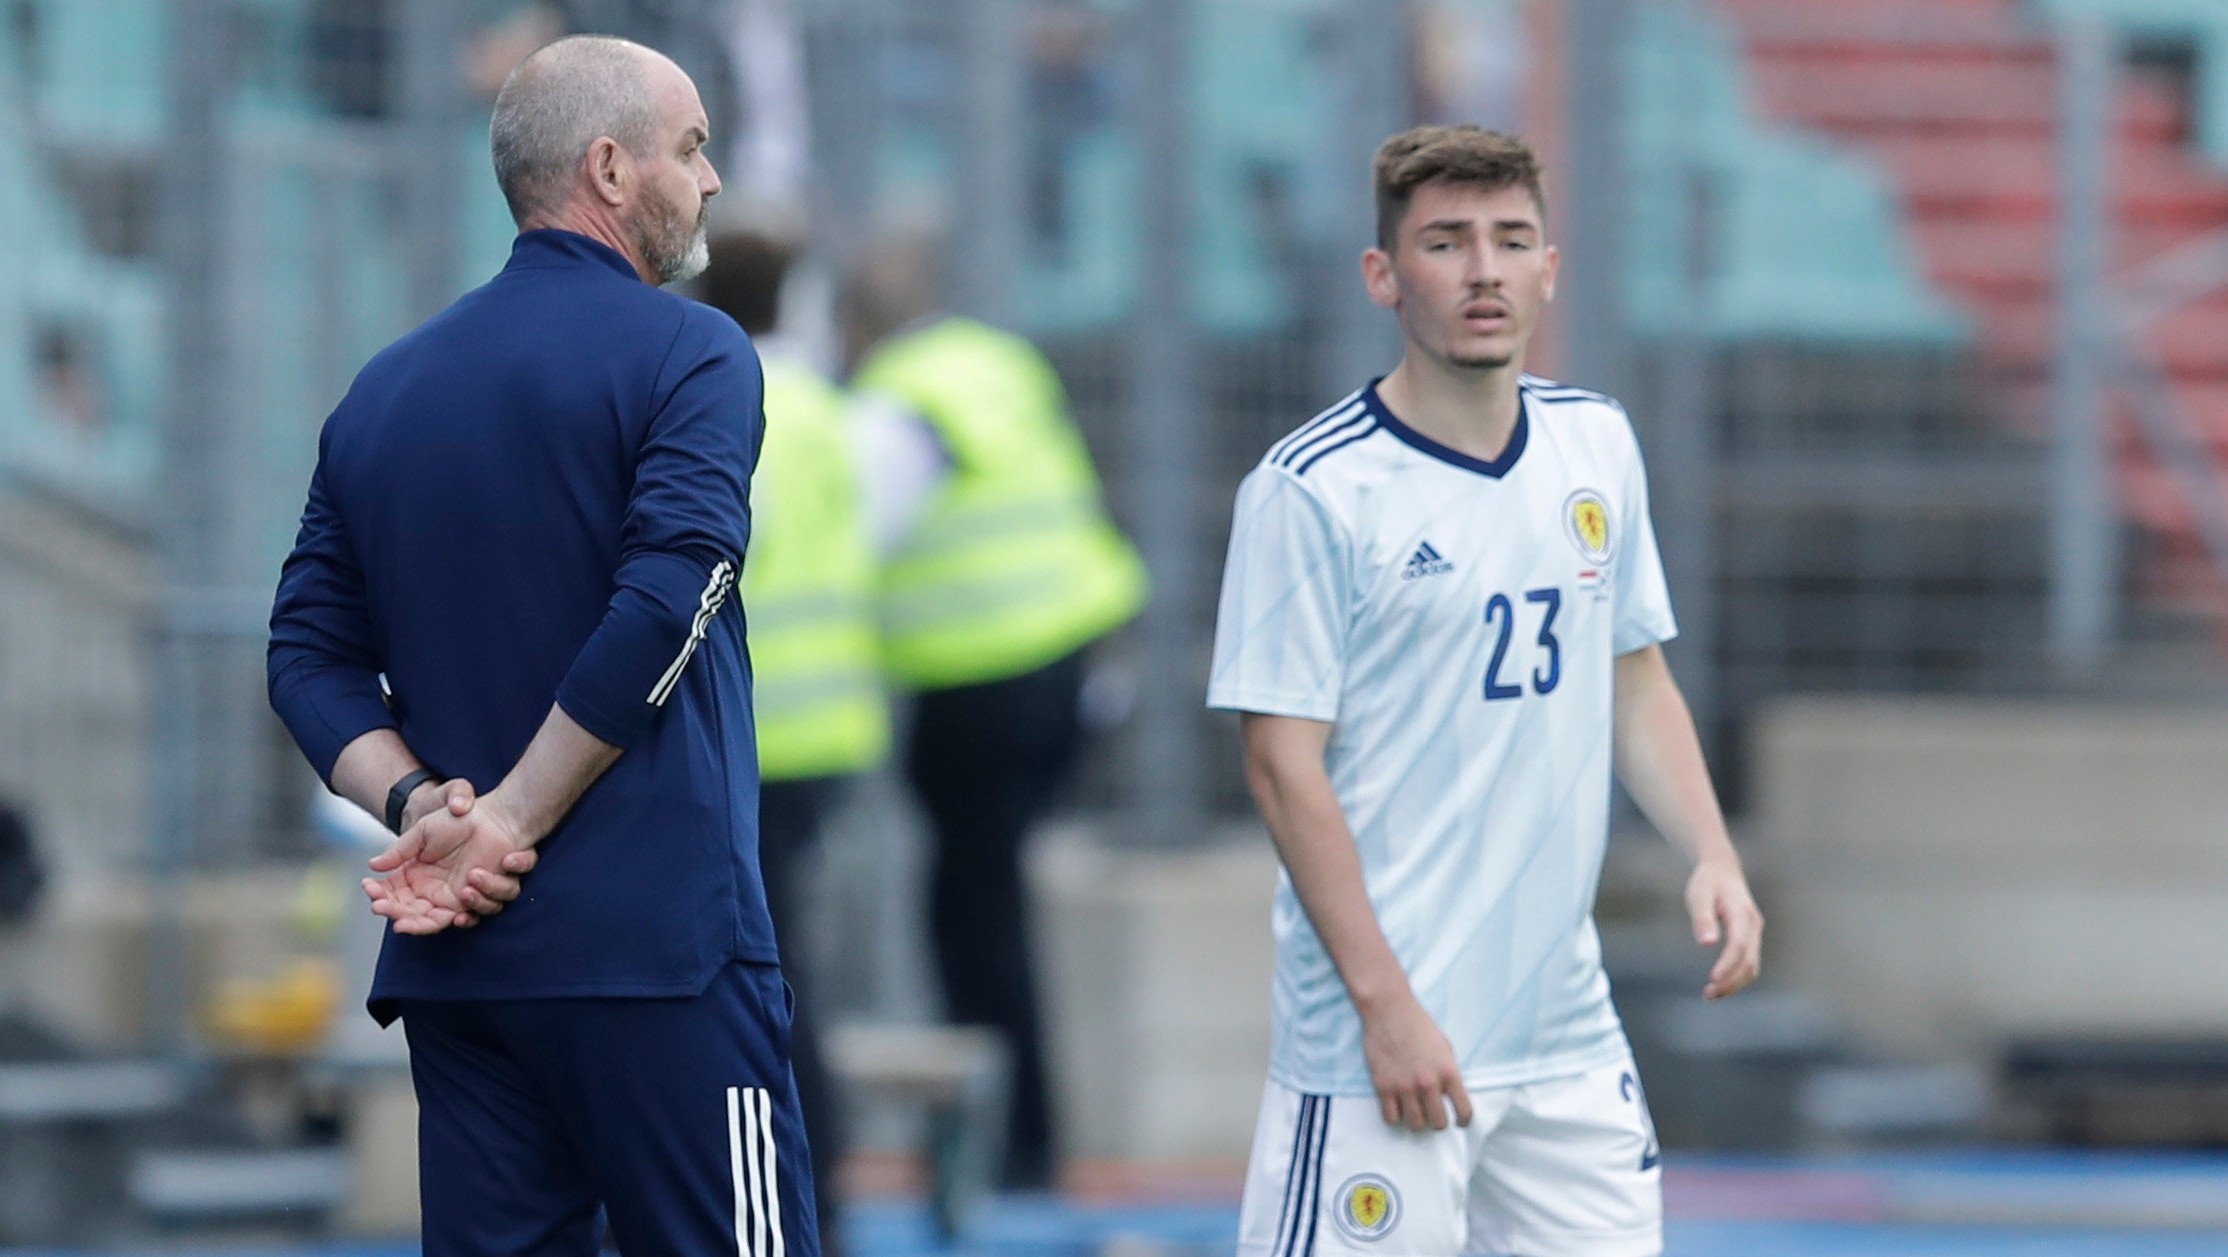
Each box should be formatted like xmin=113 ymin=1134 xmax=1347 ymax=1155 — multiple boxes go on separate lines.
xmin=269 ymin=34 xmax=819 ymax=1256
xmin=491 ymin=34 xmax=717 ymax=284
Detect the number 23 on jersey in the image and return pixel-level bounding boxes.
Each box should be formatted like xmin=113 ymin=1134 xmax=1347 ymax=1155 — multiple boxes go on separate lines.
xmin=1483 ymin=587 xmax=1561 ymax=700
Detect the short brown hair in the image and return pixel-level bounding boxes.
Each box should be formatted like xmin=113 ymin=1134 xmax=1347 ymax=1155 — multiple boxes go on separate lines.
xmin=1372 ymin=125 xmax=1546 ymax=251
xmin=700 ymin=230 xmax=798 ymax=337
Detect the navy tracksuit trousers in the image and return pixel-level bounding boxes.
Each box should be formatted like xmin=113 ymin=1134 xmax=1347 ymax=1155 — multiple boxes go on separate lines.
xmin=401 ymin=960 xmax=820 ymax=1257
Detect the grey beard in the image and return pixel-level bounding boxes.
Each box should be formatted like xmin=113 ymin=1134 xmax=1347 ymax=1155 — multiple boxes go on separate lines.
xmin=637 ymin=197 xmax=710 ymax=286
xmin=658 ymin=220 xmax=710 ymax=285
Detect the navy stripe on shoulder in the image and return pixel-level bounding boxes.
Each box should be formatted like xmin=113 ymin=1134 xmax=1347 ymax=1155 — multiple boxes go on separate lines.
xmin=1273 ymin=401 xmax=1369 ymax=469
xmin=1268 ymin=394 xmax=1366 ymax=465
xmin=1524 ymin=383 xmax=1615 ymax=407
xmin=1520 ymin=373 xmax=1612 ymax=403
xmin=1267 ymin=414 xmax=1333 ymax=467
xmin=1292 ymin=420 xmax=1380 ymax=475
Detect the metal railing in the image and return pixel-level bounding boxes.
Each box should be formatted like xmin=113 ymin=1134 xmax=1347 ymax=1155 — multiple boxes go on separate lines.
xmin=2064 ymin=17 xmax=2228 ymax=644
xmin=2112 ymin=224 xmax=2228 ymax=608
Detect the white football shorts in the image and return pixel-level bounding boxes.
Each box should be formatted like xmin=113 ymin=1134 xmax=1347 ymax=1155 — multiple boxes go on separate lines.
xmin=1236 ymin=1054 xmax=1663 ymax=1257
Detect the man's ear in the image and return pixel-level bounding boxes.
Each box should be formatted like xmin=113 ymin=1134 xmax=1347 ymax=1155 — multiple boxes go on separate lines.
xmin=1361 ymin=247 xmax=1399 ymax=311
xmin=587 ymin=136 xmax=629 ymax=208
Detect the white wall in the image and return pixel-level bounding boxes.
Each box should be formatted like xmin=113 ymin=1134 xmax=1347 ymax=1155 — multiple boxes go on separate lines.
xmin=1032 ymin=826 xmax=1276 ymax=1164
xmin=1752 ymin=695 xmax=2228 ymax=1060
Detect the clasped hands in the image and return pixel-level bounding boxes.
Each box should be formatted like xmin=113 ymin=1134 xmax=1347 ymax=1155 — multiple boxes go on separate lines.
xmin=362 ymin=780 xmax=538 ymax=935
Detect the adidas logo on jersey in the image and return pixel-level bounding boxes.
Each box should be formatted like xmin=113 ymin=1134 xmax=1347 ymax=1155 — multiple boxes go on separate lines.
xmin=1402 ymin=541 xmax=1454 ymax=580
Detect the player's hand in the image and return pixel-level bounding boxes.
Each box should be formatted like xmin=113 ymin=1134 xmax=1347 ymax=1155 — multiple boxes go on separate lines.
xmin=1360 ymin=992 xmax=1473 ymax=1133
xmin=395 ymin=775 xmax=472 ymax=836
xmin=1686 ymin=853 xmax=1763 ymax=1000
xmin=363 ymin=786 xmax=538 ymax=935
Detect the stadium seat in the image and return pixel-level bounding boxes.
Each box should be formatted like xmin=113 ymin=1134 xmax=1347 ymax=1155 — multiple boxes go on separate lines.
xmin=22 ymin=0 xmax=170 ymax=150
xmin=1623 ymin=1 xmax=1971 ymax=344
xmin=0 ymin=2 xmax=164 ymax=496
xmin=2034 ymin=0 xmax=2228 ymax=167
xmin=1014 ymin=0 xmax=1332 ymax=335
xmin=1725 ymin=0 xmax=2228 ymax=634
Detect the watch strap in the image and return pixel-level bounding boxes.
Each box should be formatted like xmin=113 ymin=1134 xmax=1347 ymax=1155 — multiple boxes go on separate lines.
xmin=384 ymin=768 xmax=440 ymax=834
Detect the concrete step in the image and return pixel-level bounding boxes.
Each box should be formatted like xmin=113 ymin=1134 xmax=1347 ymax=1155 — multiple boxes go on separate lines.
xmin=128 ymin=1145 xmax=347 ymax=1223
xmin=2001 ymin=1037 xmax=2228 ymax=1145
xmin=827 ymin=1022 xmax=1012 ymax=1241
xmin=1798 ymin=1063 xmax=1992 ymax=1142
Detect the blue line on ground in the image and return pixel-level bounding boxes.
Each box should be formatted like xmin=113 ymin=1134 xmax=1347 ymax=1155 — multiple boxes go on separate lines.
xmin=9 ymin=1151 xmax=2227 ymax=1257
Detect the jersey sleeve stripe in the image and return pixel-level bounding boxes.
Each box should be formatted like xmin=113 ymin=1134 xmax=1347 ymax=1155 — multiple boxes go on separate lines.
xmin=1518 ymin=372 xmax=1612 ymax=404
xmin=1526 ymin=387 xmax=1611 ymax=404
xmin=1273 ymin=401 xmax=1370 ymax=468
xmin=1292 ymin=421 xmax=1380 ymax=475
xmin=1266 ymin=396 xmax=1365 ymax=465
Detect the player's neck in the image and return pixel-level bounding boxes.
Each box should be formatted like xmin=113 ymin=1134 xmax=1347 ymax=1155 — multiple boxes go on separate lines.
xmin=526 ymin=202 xmax=657 ymax=285
xmin=1377 ymin=355 xmax=1524 ymax=462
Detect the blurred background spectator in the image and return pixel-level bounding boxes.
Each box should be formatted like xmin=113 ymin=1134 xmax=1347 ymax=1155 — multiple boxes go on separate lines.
xmin=701 ymin=221 xmax=889 ymax=1257
xmin=842 ymin=229 xmax=1148 ymax=1190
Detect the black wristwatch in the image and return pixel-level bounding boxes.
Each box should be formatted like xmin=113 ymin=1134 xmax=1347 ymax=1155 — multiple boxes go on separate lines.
xmin=384 ymin=769 xmax=441 ymax=834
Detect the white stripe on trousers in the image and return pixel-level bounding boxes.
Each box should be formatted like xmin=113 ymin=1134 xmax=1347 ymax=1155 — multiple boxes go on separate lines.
xmin=728 ymin=1087 xmax=749 ymax=1256
xmin=758 ymin=1086 xmax=786 ymax=1257
xmin=727 ymin=1085 xmax=787 ymax=1257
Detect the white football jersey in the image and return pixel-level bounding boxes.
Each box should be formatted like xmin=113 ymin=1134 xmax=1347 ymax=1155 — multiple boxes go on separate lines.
xmin=1207 ymin=375 xmax=1678 ymax=1095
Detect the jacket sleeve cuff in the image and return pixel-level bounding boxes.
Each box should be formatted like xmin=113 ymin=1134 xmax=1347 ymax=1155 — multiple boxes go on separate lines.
xmin=268 ymin=658 xmax=399 ymax=788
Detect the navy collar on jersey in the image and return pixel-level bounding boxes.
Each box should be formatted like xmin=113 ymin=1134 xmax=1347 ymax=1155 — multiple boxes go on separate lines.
xmin=504 ymin=228 xmax=643 ymax=281
xmin=1364 ymin=377 xmax=1529 ymax=479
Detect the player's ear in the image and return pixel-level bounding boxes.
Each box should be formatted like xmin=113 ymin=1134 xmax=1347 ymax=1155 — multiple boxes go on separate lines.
xmin=587 ymin=135 xmax=629 ymax=207
xmin=1362 ymin=247 xmax=1399 ymax=310
xmin=1542 ymin=243 xmax=1560 ymax=303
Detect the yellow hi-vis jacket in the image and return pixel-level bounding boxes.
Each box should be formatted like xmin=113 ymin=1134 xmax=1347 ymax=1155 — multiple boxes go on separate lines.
xmin=743 ymin=357 xmax=890 ymax=781
xmin=852 ymin=317 xmax=1148 ymax=689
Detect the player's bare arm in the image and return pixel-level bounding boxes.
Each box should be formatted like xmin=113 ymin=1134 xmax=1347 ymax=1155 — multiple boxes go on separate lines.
xmin=467 ymin=701 xmax=625 ymax=849
xmin=1611 ymin=644 xmax=1763 ymax=1000
xmin=1240 ymin=711 xmax=1476 ymax=1133
xmin=363 ymin=704 xmax=619 ymax=934
xmin=330 ymin=730 xmax=446 ymax=833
